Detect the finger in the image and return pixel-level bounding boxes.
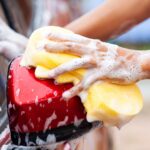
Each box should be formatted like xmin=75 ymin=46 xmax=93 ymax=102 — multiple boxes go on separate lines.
xmin=47 ymin=56 xmax=94 ymax=78
xmin=62 ymin=70 xmax=102 ymax=100
xmin=47 ymin=31 xmax=93 ymax=44
xmin=79 ymin=68 xmax=105 ymax=88
xmin=62 ymin=82 xmax=84 ymax=100
xmin=45 ymin=41 xmax=94 ymax=56
xmin=83 ymin=71 xmax=105 ymax=89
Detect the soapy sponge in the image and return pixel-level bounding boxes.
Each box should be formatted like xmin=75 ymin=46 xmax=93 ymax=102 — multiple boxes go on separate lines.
xmin=21 ymin=26 xmax=143 ymax=127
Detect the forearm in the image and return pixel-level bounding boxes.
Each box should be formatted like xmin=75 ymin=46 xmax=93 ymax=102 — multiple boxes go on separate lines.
xmin=66 ymin=0 xmax=150 ymax=41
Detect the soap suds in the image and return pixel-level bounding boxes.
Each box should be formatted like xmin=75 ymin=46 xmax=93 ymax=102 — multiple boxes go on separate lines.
xmin=44 ymin=112 xmax=57 ymax=131
xmin=74 ymin=116 xmax=83 ymax=127
xmin=22 ymin=124 xmax=28 ymax=132
xmin=16 ymin=88 xmax=20 ymax=97
xmin=35 ymin=96 xmax=39 ymax=105
xmin=21 ymin=111 xmax=25 ymax=116
xmin=57 ymin=116 xmax=68 ymax=127
xmin=48 ymin=98 xmax=52 ymax=103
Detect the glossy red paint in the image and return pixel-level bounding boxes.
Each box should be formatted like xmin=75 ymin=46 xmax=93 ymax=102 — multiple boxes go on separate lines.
xmin=7 ymin=57 xmax=86 ymax=133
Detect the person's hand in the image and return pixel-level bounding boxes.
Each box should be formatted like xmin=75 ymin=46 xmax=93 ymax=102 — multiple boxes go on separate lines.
xmin=37 ymin=30 xmax=146 ymax=100
xmin=0 ymin=18 xmax=28 ymax=60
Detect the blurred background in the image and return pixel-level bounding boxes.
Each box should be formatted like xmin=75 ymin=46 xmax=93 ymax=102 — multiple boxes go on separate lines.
xmin=0 ymin=0 xmax=150 ymax=149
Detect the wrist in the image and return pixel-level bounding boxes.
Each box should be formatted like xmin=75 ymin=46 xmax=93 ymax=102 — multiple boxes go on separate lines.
xmin=139 ymin=51 xmax=150 ymax=78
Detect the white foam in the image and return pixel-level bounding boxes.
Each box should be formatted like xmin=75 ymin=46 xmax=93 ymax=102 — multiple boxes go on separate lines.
xmin=25 ymin=133 xmax=29 ymax=145
xmin=21 ymin=111 xmax=25 ymax=116
xmin=35 ymin=134 xmax=56 ymax=145
xmin=57 ymin=116 xmax=68 ymax=127
xmin=16 ymin=88 xmax=20 ymax=97
xmin=44 ymin=112 xmax=57 ymax=131
xmin=30 ymin=122 xmax=34 ymax=129
xmin=37 ymin=117 xmax=41 ymax=122
xmin=35 ymin=96 xmax=39 ymax=105
xmin=48 ymin=98 xmax=52 ymax=104
xmin=36 ymin=136 xmax=45 ymax=145
xmin=8 ymin=103 xmax=13 ymax=109
xmin=54 ymin=91 xmax=57 ymax=96
xmin=8 ymin=75 xmax=12 ymax=79
xmin=22 ymin=124 xmax=28 ymax=132
xmin=74 ymin=116 xmax=83 ymax=127
xmin=14 ymin=124 xmax=21 ymax=132
xmin=46 ymin=134 xmax=56 ymax=144
xmin=29 ymin=106 xmax=32 ymax=111
xmin=12 ymin=104 xmax=15 ymax=110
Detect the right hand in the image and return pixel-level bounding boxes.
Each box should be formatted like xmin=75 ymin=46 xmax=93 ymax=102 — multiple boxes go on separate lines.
xmin=42 ymin=30 xmax=146 ymax=99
